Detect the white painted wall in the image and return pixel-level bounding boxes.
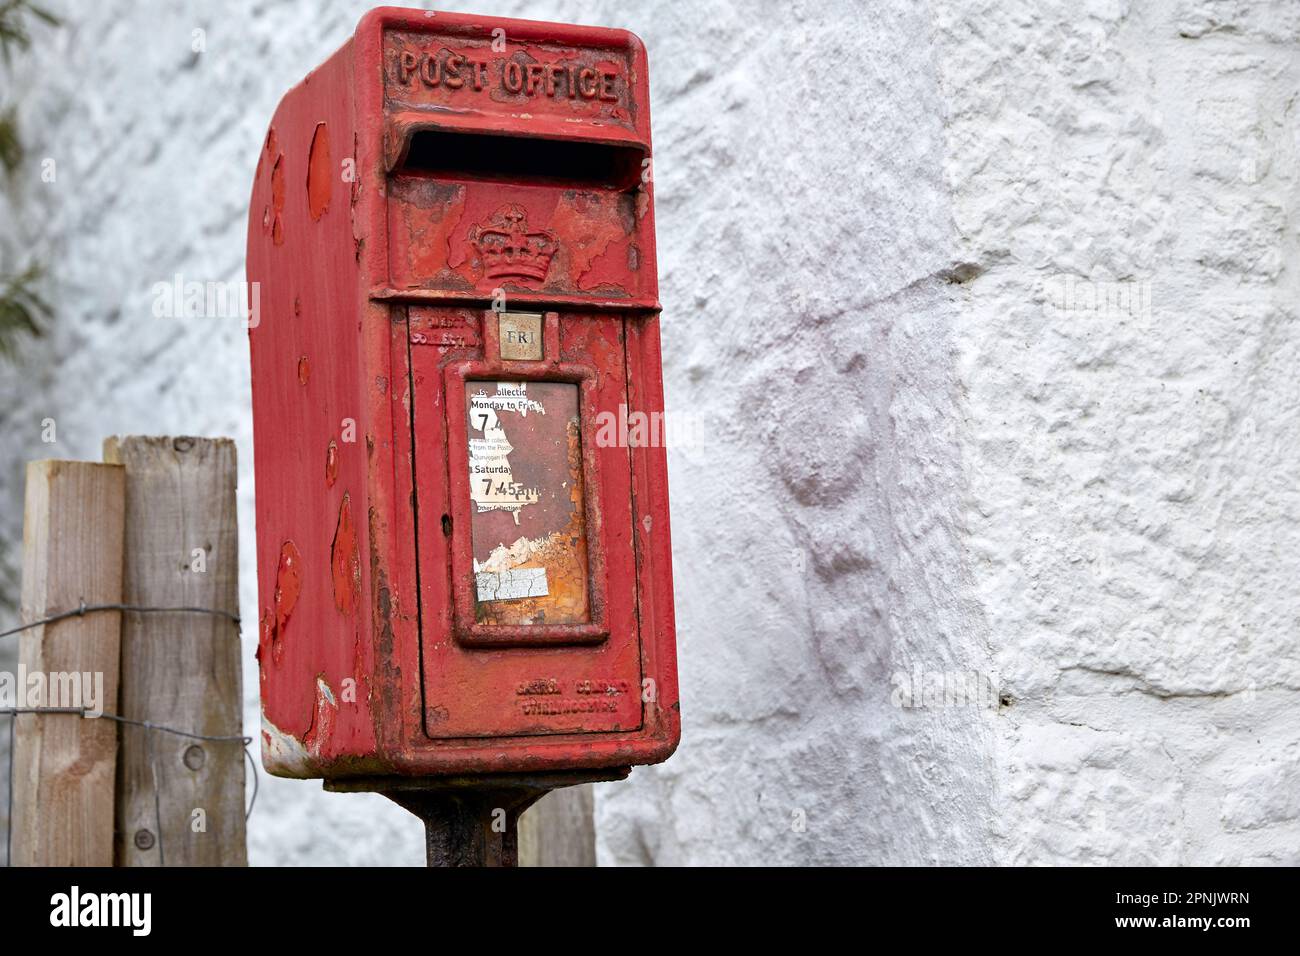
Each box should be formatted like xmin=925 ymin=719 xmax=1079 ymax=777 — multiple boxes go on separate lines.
xmin=0 ymin=0 xmax=1295 ymax=865
xmin=935 ymin=0 xmax=1300 ymax=865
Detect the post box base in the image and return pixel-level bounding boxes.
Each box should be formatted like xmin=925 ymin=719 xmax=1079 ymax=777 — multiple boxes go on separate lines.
xmin=324 ymin=768 xmax=630 ymax=867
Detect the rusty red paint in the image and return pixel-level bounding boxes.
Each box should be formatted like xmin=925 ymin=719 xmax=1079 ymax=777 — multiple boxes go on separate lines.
xmin=331 ymin=493 xmax=361 ymax=615
xmin=387 ymin=184 xmax=642 ymax=298
xmin=307 ymin=122 xmax=332 ymax=221
xmin=248 ymin=8 xmax=678 ymax=779
xmin=325 ymin=439 xmax=339 ymax=487
xmin=274 ymin=540 xmax=302 ymax=633
xmin=270 ymin=152 xmax=286 ymax=246
xmin=261 ymin=129 xmax=279 ymax=239
xmin=302 ymin=677 xmax=338 ymax=752
xmin=257 ymin=608 xmax=273 ymax=668
xmin=270 ymin=540 xmax=302 ymax=668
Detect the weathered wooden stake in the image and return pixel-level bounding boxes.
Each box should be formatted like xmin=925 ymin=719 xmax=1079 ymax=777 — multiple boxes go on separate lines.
xmin=104 ymin=436 xmax=246 ymax=866
xmin=518 ymin=784 xmax=597 ymax=867
xmin=11 ymin=460 xmax=125 ymax=866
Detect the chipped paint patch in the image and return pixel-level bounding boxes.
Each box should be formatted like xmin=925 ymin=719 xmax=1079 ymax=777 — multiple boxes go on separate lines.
xmin=325 ymin=438 xmax=339 ymax=487
xmin=331 ymin=493 xmax=361 ymax=614
xmin=260 ymin=712 xmax=316 ymax=778
xmin=472 ymin=526 xmax=586 ymax=623
xmin=307 ymin=122 xmax=332 ymax=220
xmin=316 ymin=676 xmax=338 ymax=707
xmin=270 ymin=152 xmax=286 ymax=245
xmin=271 ymin=541 xmax=302 ymax=664
xmin=275 ymin=540 xmax=302 ymax=631
xmin=302 ymin=675 xmax=339 ymax=753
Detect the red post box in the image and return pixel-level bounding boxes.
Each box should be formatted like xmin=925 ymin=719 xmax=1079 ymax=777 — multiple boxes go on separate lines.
xmin=245 ymin=6 xmax=678 ymax=806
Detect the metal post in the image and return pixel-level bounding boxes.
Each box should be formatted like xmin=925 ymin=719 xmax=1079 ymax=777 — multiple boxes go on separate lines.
xmin=383 ymin=787 xmax=544 ymax=867
xmin=325 ymin=768 xmax=629 ymax=868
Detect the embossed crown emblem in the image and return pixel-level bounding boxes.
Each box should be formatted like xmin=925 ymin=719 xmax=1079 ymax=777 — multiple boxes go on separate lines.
xmin=468 ymin=204 xmax=558 ymax=282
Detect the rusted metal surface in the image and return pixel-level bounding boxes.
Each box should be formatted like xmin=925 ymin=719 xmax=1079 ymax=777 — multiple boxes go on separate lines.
xmin=390 ymin=788 xmax=539 ymax=867
xmin=247 ymin=8 xmax=679 ymax=791
xmin=388 ymin=183 xmax=643 ymax=298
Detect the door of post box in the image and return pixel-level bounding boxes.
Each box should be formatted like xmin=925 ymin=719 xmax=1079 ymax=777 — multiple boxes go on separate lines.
xmin=406 ymin=306 xmax=643 ymax=739
xmin=384 ymin=34 xmax=657 ymax=743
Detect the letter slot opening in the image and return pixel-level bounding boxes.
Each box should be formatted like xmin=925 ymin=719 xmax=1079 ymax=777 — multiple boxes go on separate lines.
xmin=398 ymin=129 xmax=645 ymax=190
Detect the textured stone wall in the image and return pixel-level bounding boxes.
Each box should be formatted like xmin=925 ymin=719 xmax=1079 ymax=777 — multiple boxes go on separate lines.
xmin=0 ymin=0 xmax=1295 ymax=865
xmin=934 ymin=0 xmax=1300 ymax=864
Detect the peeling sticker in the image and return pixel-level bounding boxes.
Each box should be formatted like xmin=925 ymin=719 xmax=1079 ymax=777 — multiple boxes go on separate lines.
xmin=464 ymin=381 xmax=590 ymax=625
xmin=475 ymin=566 xmax=549 ymax=602
xmin=466 ymin=382 xmax=543 ymax=523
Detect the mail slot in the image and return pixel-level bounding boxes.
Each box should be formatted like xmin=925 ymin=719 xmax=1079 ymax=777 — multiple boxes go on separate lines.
xmin=246 ymin=7 xmax=679 ymax=779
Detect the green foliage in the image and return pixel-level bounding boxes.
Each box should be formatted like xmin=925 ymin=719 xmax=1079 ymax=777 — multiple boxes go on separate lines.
xmin=0 ymin=105 xmax=19 ymax=175
xmin=0 ymin=0 xmax=59 ymax=64
xmin=0 ymin=0 xmax=58 ymax=358
xmin=0 ymin=1 xmax=58 ymax=174
xmin=0 ymin=263 xmax=48 ymax=357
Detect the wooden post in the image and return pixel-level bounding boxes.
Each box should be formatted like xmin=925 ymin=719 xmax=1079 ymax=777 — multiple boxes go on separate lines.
xmin=103 ymin=436 xmax=246 ymax=866
xmin=518 ymin=784 xmax=597 ymax=867
xmin=11 ymin=461 xmax=125 ymax=866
